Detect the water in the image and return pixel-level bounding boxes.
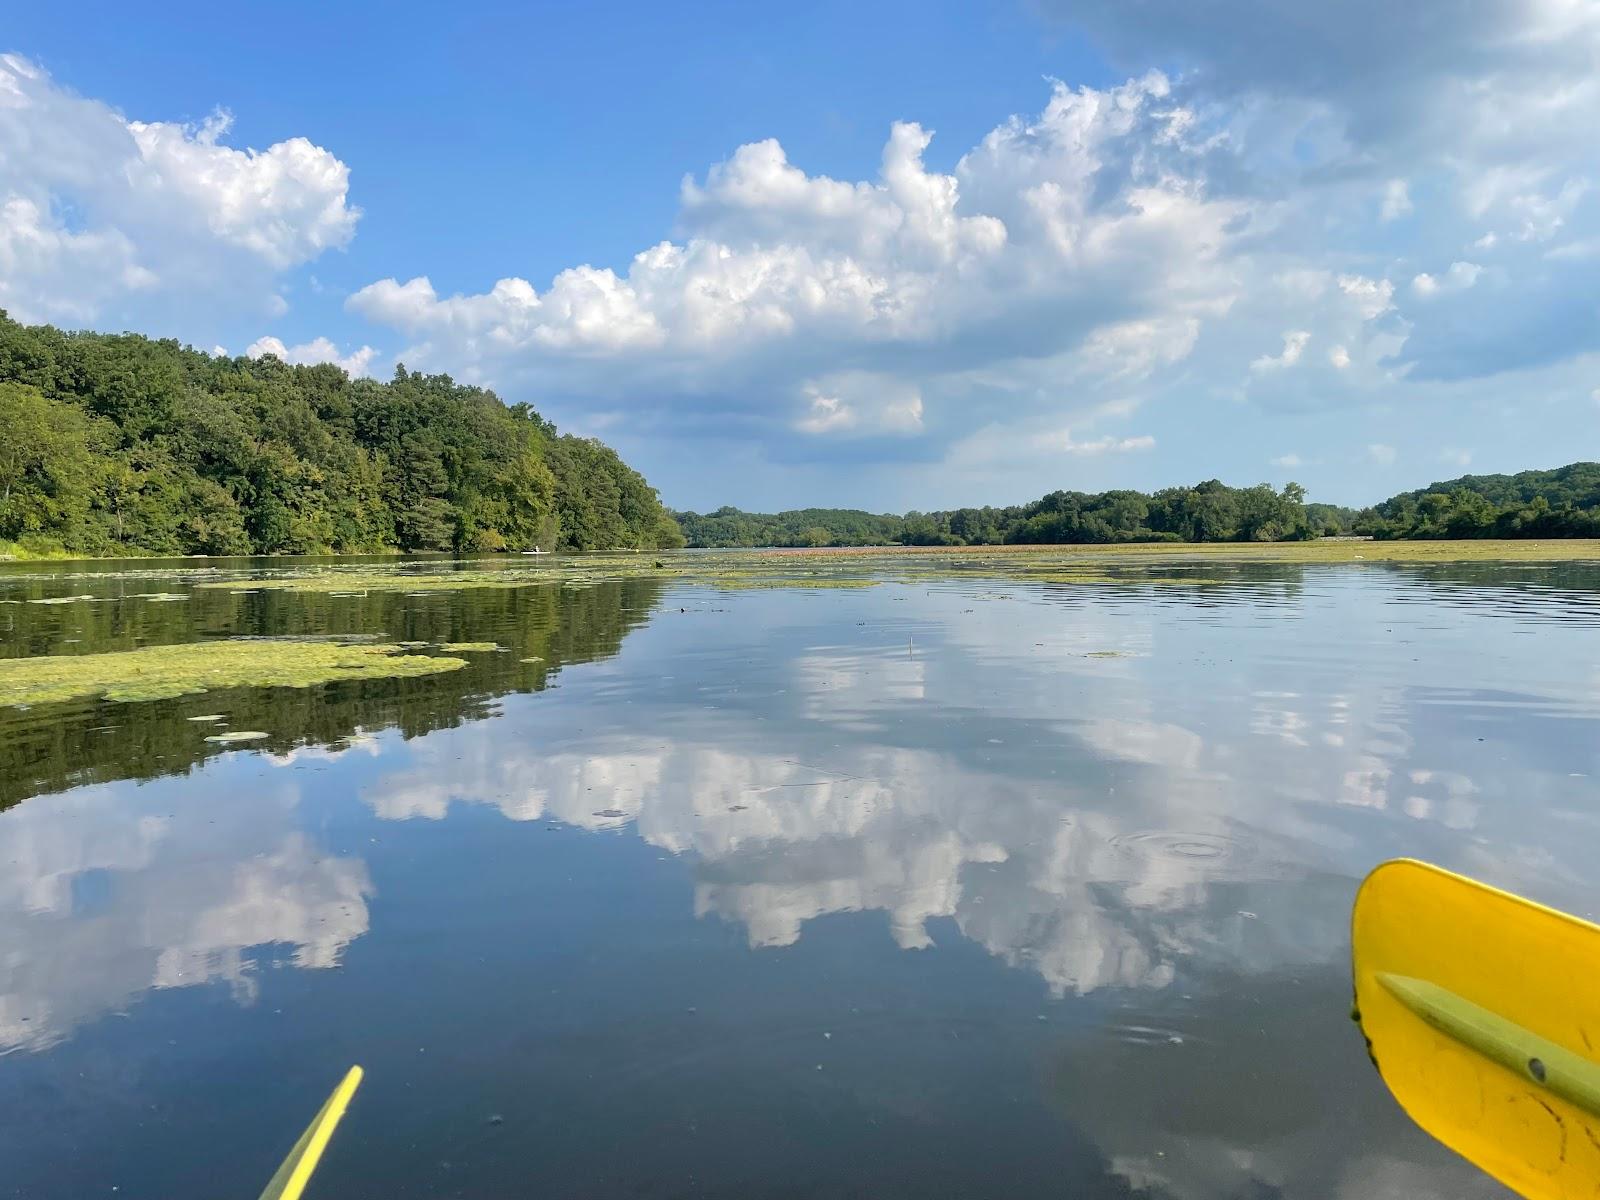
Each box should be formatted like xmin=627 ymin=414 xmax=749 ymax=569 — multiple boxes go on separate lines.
xmin=3 ymin=554 xmax=1599 ymax=1198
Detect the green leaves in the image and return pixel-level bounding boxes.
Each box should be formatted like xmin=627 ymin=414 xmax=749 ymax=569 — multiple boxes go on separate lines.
xmin=0 ymin=314 xmax=684 ymax=557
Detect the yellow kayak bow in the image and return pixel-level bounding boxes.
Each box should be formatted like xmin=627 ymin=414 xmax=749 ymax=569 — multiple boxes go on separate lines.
xmin=258 ymin=1066 xmax=363 ymax=1200
xmin=1353 ymin=860 xmax=1600 ymax=1199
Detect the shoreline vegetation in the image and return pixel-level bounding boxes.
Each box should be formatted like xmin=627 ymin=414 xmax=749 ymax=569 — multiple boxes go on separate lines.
xmin=2 ymin=315 xmax=1596 ymax=560
xmin=673 ymin=463 xmax=1600 ymax=548
xmin=0 ymin=313 xmax=684 ymax=560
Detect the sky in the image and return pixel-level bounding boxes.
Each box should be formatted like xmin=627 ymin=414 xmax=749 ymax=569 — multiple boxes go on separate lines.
xmin=2 ymin=0 xmax=1598 ymax=513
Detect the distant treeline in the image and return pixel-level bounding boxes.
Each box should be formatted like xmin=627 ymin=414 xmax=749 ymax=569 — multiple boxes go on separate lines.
xmin=0 ymin=313 xmax=684 ymax=558
xmin=678 ymin=464 xmax=1600 ymax=548
xmin=1359 ymin=463 xmax=1600 ymax=539
xmin=677 ymin=481 xmax=1317 ymax=547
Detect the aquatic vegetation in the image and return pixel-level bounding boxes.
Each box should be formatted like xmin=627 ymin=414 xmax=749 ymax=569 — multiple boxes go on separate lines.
xmin=174 ymin=538 xmax=1600 ymax=611
xmin=203 ymin=730 xmax=269 ymax=744
xmin=0 ymin=640 xmax=469 ymax=707
xmin=438 ymin=642 xmax=501 ymax=652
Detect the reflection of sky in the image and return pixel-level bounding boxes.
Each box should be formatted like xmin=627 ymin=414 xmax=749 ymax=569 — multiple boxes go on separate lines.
xmin=0 ymin=765 xmax=371 ymax=1052
xmin=2 ymin=567 xmax=1598 ymax=1197
xmin=355 ymin=576 xmax=1600 ymax=997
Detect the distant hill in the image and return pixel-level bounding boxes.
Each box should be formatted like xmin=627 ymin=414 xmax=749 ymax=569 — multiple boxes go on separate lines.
xmin=0 ymin=313 xmax=684 ymax=558
xmin=1361 ymin=462 xmax=1600 ymax=539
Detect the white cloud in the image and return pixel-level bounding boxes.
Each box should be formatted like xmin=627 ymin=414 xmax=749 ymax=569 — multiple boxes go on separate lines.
xmin=1438 ymin=447 xmax=1473 ymax=468
xmin=1271 ymin=453 xmax=1303 ymax=468
xmin=332 ymin=7 xmax=1600 ymax=482
xmin=1410 ymin=261 xmax=1482 ymax=298
xmin=0 ymin=54 xmax=357 ymax=326
xmin=1036 ymin=430 xmax=1157 ymax=457
xmin=246 ymin=334 xmax=379 ymax=378
xmin=348 ymin=73 xmax=1240 ymax=453
xmin=1380 ymin=179 xmax=1413 ymax=221
xmin=1251 ymin=330 xmax=1311 ymax=371
xmin=1367 ymin=443 xmax=1397 ymax=466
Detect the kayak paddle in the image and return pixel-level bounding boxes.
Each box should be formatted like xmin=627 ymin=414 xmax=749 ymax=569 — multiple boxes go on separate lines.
xmin=1353 ymin=859 xmax=1600 ymax=1199
xmin=257 ymin=1065 xmax=364 ymax=1200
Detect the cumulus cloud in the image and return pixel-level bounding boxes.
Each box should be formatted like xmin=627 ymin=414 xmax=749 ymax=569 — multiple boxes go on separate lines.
xmin=246 ymin=334 xmax=380 ymax=378
xmin=338 ymin=0 xmax=1600 ymax=489
xmin=0 ymin=54 xmax=357 ymax=326
xmin=348 ymin=72 xmax=1237 ymax=454
xmin=1410 ymin=262 xmax=1482 ymax=298
xmin=1250 ymin=330 xmax=1311 ymax=372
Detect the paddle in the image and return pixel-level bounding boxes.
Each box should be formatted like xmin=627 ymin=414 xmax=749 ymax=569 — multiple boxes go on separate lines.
xmin=258 ymin=1066 xmax=364 ymax=1200
xmin=1352 ymin=859 xmax=1600 ymax=1199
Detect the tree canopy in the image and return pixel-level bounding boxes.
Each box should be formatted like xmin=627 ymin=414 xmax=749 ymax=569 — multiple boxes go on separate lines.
xmin=0 ymin=313 xmax=684 ymax=557
xmin=1355 ymin=463 xmax=1600 ymax=539
xmin=676 ymin=481 xmax=1314 ymax=547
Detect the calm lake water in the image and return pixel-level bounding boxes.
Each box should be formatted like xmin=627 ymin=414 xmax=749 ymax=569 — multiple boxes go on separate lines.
xmin=4 ymin=554 xmax=1599 ymax=1199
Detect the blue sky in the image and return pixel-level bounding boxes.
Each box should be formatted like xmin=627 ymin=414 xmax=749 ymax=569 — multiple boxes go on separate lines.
xmin=3 ymin=1 xmax=1598 ymax=512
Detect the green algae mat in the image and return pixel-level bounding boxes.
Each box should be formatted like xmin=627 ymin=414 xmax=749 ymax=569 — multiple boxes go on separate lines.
xmin=0 ymin=639 xmax=469 ymax=707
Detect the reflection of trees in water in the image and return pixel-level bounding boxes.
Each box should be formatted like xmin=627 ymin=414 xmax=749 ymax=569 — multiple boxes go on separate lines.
xmin=1379 ymin=559 xmax=1600 ymax=624
xmin=0 ymin=578 xmax=668 ymax=810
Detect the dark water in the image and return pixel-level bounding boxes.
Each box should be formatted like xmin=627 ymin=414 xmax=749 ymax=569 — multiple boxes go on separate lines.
xmin=3 ymin=556 xmax=1599 ymax=1199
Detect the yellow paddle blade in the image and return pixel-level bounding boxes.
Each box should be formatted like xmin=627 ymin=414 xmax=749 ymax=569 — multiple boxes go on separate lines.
xmin=1353 ymin=860 xmax=1600 ymax=1199
xmin=258 ymin=1065 xmax=364 ymax=1200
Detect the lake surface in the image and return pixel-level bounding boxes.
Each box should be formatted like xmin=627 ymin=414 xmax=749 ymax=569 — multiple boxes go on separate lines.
xmin=4 ymin=553 xmax=1598 ymax=1199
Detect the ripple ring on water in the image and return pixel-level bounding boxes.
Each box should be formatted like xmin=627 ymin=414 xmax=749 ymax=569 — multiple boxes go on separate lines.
xmin=1109 ymin=830 xmax=1254 ymax=863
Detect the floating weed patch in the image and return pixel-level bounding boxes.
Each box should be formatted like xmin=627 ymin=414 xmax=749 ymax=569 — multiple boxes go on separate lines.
xmin=26 ymin=595 xmax=97 ymax=605
xmin=195 ymin=567 xmax=621 ymax=594
xmin=689 ymin=574 xmax=881 ymax=590
xmin=520 ymin=655 xmax=545 ymax=663
xmin=0 ymin=640 xmax=468 ymax=707
xmin=204 ymin=730 xmax=269 ymax=744
xmin=439 ymin=642 xmax=500 ymax=652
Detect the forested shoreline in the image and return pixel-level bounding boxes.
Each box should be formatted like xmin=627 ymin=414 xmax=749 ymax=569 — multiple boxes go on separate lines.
xmin=676 ymin=465 xmax=1600 ymax=548
xmin=0 ymin=314 xmax=683 ymax=558
xmin=3 ymin=314 xmax=1596 ymax=559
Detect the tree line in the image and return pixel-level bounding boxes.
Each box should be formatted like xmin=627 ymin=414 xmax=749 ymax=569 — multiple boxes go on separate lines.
xmin=678 ymin=464 xmax=1600 ymax=548
xmin=1355 ymin=463 xmax=1600 ymax=539
xmin=0 ymin=313 xmax=684 ymax=558
xmin=676 ymin=480 xmax=1316 ymax=547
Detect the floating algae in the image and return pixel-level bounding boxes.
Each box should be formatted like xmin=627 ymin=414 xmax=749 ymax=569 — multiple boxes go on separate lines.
xmin=520 ymin=655 xmax=545 ymax=663
xmin=204 ymin=730 xmax=269 ymax=744
xmin=0 ymin=640 xmax=469 ymax=707
xmin=26 ymin=595 xmax=97 ymax=605
xmin=439 ymin=642 xmax=500 ymax=652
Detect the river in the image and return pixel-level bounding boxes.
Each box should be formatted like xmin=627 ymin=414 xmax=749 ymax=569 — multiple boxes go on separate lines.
xmin=4 ymin=551 xmax=1597 ymax=1198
